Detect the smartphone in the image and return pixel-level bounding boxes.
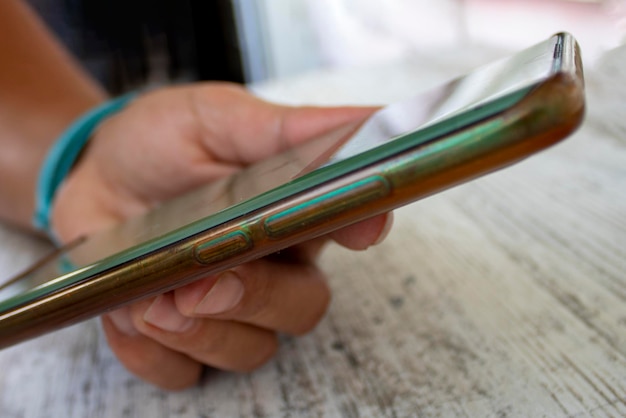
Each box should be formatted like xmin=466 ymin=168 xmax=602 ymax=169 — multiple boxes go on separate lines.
xmin=0 ymin=33 xmax=585 ymax=348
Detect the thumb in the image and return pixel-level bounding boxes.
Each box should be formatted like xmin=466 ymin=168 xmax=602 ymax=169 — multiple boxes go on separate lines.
xmin=190 ymin=83 xmax=378 ymax=164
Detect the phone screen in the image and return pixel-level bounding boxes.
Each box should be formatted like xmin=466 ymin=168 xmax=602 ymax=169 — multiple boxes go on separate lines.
xmin=0 ymin=35 xmax=564 ymax=306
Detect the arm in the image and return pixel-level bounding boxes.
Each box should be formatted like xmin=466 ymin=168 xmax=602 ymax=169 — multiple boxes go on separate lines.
xmin=0 ymin=0 xmax=105 ymax=229
xmin=0 ymin=1 xmax=392 ymax=390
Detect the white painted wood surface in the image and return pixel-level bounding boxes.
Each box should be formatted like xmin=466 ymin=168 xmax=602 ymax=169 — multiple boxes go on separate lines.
xmin=1 ymin=45 xmax=625 ymax=417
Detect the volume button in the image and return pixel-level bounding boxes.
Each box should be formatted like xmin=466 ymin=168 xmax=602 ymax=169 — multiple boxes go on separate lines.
xmin=194 ymin=230 xmax=252 ymax=265
xmin=264 ymin=175 xmax=391 ymax=239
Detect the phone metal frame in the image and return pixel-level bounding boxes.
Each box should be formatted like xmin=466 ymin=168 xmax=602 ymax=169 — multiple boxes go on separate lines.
xmin=0 ymin=33 xmax=585 ymax=348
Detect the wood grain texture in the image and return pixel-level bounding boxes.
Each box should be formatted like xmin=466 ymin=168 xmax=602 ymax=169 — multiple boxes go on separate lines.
xmin=1 ymin=45 xmax=625 ymax=418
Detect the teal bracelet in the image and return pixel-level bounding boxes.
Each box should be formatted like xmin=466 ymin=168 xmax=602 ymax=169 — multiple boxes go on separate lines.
xmin=33 ymin=93 xmax=135 ymax=234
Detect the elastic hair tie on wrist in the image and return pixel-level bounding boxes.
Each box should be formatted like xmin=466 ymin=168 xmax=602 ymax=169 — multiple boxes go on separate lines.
xmin=33 ymin=93 xmax=136 ymax=236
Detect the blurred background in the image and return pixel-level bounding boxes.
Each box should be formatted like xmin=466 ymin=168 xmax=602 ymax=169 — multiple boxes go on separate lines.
xmin=27 ymin=0 xmax=626 ymax=94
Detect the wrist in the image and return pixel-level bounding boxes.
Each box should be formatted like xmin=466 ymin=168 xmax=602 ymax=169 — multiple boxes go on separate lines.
xmin=33 ymin=94 xmax=136 ymax=238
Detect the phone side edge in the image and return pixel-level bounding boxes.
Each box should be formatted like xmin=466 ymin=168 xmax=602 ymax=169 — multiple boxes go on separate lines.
xmin=0 ymin=63 xmax=585 ymax=349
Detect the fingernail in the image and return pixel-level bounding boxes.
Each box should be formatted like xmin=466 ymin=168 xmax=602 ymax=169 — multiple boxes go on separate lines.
xmin=373 ymin=212 xmax=394 ymax=245
xmin=144 ymin=294 xmax=195 ymax=333
xmin=194 ymin=272 xmax=244 ymax=315
xmin=107 ymin=307 xmax=139 ymax=337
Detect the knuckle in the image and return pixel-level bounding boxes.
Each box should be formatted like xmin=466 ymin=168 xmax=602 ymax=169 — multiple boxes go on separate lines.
xmin=185 ymin=321 xmax=231 ymax=355
xmin=292 ymin=283 xmax=331 ymax=336
xmin=121 ymin=351 xmax=160 ymax=379
xmin=235 ymin=333 xmax=279 ymax=372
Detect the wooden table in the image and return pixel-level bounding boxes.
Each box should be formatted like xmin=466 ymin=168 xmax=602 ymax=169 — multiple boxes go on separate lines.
xmin=1 ymin=45 xmax=625 ymax=418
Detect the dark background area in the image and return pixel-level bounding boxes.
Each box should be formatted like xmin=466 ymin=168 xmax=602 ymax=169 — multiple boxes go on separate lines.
xmin=27 ymin=0 xmax=245 ymax=94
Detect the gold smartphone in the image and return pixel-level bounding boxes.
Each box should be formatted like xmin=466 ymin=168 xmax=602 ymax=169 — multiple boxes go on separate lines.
xmin=0 ymin=33 xmax=585 ymax=348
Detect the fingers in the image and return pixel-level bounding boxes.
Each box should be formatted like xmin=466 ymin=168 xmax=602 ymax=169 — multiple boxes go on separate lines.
xmin=103 ymin=258 xmax=330 ymax=390
xmin=102 ymin=211 xmax=393 ymax=390
xmin=275 ymin=104 xmax=378 ymax=151
xmin=104 ymin=297 xmax=279 ymax=390
xmin=189 ymin=83 xmax=378 ymax=164
xmin=102 ymin=308 xmax=203 ymax=391
xmin=283 ymin=212 xmax=395 ymax=262
xmin=137 ymin=294 xmax=279 ymax=372
xmin=329 ymin=212 xmax=394 ymax=251
xmin=174 ymin=259 xmax=331 ymax=335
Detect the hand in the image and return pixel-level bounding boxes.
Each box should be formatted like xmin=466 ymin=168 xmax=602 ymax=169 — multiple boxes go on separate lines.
xmin=51 ymin=83 xmax=393 ymax=390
